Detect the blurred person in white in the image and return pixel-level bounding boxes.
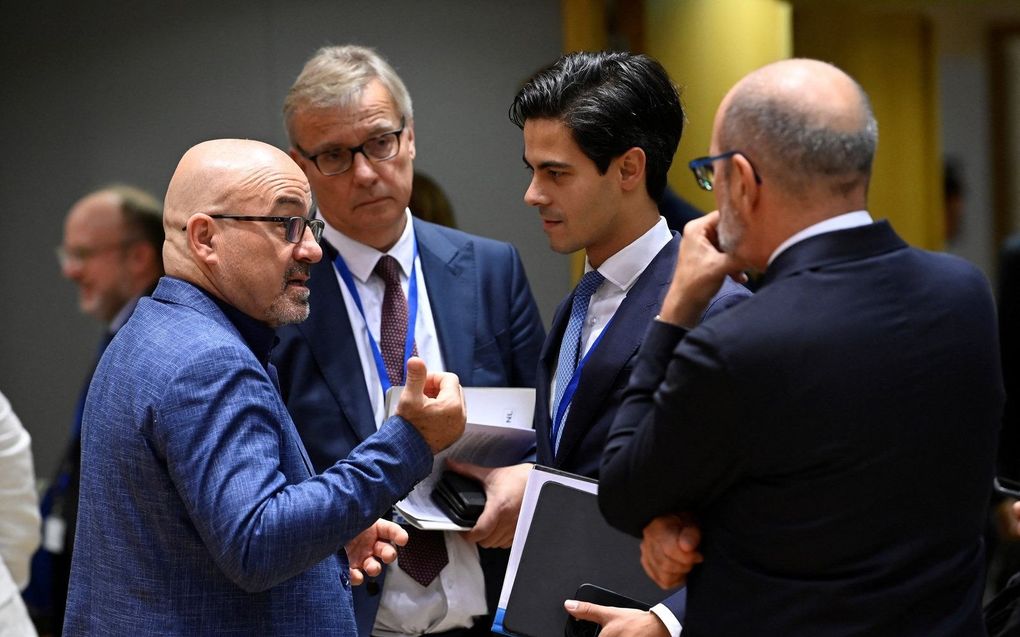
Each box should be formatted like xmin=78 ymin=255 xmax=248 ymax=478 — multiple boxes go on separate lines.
xmin=0 ymin=390 xmax=40 ymax=636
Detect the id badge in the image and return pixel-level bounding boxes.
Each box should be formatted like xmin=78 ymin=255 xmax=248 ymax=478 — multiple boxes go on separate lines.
xmin=43 ymin=515 xmax=66 ymax=553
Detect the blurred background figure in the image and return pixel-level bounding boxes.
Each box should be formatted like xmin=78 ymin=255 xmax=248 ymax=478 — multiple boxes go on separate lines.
xmin=0 ymin=390 xmax=40 ymax=636
xmin=410 ymin=171 xmax=457 ymax=228
xmin=23 ymin=185 xmax=164 ymax=636
xmin=944 ymin=158 xmax=965 ymax=246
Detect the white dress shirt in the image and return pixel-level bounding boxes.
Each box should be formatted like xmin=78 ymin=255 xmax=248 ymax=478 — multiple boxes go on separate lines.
xmin=323 ymin=210 xmax=487 ymax=636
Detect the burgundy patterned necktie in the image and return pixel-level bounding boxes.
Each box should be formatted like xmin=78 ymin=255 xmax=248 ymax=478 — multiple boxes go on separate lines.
xmin=373 ymin=255 xmax=448 ymax=587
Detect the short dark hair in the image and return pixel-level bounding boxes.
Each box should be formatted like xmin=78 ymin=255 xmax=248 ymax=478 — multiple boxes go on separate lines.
xmin=509 ymin=51 xmax=684 ymax=202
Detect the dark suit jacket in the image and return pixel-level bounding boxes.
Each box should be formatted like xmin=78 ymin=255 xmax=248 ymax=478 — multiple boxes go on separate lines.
xmin=535 ymin=232 xmax=749 ymax=622
xmin=997 ymin=233 xmax=1020 ymax=480
xmin=272 ymin=218 xmax=545 ymax=636
xmin=601 ymin=222 xmax=1004 ymax=636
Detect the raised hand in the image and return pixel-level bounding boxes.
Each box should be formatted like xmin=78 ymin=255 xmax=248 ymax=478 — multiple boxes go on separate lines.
xmin=396 ymin=357 xmax=466 ymax=454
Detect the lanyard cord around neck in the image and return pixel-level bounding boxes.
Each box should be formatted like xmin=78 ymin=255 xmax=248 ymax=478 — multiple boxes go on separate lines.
xmin=332 ymin=241 xmax=419 ymax=393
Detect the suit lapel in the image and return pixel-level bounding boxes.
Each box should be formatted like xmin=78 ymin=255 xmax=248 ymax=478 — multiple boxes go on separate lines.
xmin=554 ymin=234 xmax=679 ymax=463
xmin=299 ymin=244 xmax=378 ymax=442
xmin=414 ymin=219 xmax=478 ymax=383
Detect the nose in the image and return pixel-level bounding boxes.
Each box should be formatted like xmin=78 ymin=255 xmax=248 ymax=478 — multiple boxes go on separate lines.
xmin=294 ymin=230 xmax=323 ymax=264
xmin=350 ymin=151 xmax=379 ymax=186
xmin=524 ymin=176 xmax=547 ymax=207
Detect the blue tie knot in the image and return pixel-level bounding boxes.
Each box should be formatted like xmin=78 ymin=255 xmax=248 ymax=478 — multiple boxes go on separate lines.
xmin=575 ymin=270 xmax=605 ymax=300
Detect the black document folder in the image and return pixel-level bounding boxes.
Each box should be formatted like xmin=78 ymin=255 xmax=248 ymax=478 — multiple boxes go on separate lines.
xmin=497 ymin=472 xmax=677 ymax=637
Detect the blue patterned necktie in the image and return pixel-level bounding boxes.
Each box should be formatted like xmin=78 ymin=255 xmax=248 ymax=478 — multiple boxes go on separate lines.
xmin=550 ymin=270 xmax=605 ymax=452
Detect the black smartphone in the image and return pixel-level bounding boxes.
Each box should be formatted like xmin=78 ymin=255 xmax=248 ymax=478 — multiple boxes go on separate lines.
xmin=430 ymin=471 xmax=486 ymax=527
xmin=564 ymin=583 xmax=651 ymax=637
xmin=995 ymin=477 xmax=1020 ymax=499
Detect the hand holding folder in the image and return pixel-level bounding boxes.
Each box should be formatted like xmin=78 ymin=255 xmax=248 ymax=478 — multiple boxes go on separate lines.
xmin=385 ymin=387 xmax=536 ymax=531
xmin=493 ymin=466 xmax=681 ymax=637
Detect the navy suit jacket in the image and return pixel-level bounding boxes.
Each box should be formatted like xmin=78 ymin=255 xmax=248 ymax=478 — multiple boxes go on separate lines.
xmin=273 ymin=218 xmax=545 ymax=636
xmin=64 ymin=277 xmax=434 ymax=636
xmin=601 ymin=222 xmax=1004 ymax=636
xmin=535 ymin=232 xmax=749 ymax=622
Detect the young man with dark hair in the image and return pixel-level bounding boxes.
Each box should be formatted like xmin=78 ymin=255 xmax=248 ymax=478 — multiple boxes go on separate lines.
xmin=484 ymin=51 xmax=749 ymax=637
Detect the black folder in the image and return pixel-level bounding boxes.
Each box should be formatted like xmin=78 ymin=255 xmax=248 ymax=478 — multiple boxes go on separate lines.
xmin=499 ymin=477 xmax=678 ymax=637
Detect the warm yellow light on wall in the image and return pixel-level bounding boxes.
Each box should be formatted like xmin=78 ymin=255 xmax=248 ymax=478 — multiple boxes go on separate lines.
xmin=795 ymin=7 xmax=942 ymax=249
xmin=646 ymin=0 xmax=793 ymax=213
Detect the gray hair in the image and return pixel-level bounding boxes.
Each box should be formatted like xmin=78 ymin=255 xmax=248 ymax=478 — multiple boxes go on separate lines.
xmin=101 ymin=184 xmax=165 ymax=260
xmin=283 ymin=45 xmax=413 ymax=143
xmin=720 ymin=79 xmax=878 ymax=196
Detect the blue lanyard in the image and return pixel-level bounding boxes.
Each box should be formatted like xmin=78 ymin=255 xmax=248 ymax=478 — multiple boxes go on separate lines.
xmin=551 ymin=314 xmax=615 ymax=448
xmin=333 ymin=242 xmax=419 ymax=393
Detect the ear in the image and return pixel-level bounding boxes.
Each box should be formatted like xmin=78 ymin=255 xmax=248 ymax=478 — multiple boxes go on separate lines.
xmin=405 ymin=120 xmax=416 ymax=161
xmin=617 ymin=147 xmax=646 ymax=193
xmin=729 ymin=153 xmax=761 ymax=211
xmin=185 ymin=215 xmax=219 ymax=266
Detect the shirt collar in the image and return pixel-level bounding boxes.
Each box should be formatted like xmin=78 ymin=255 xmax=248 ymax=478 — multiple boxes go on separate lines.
xmin=320 ymin=208 xmax=416 ymax=282
xmin=586 ymin=216 xmax=672 ymax=292
xmin=768 ymin=210 xmax=873 ymax=266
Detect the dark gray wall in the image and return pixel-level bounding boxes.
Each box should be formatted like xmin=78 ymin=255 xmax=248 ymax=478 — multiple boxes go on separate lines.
xmin=0 ymin=1 xmax=566 ymax=479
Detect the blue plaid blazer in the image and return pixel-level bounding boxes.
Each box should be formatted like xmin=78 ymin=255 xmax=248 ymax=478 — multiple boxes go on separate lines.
xmin=64 ymin=276 xmax=432 ymax=636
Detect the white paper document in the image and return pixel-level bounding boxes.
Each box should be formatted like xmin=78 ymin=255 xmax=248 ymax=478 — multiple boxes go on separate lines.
xmin=385 ymin=386 xmax=537 ymax=530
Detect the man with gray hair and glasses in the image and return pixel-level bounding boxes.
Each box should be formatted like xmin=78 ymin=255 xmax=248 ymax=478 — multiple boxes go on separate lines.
xmin=274 ymin=45 xmax=545 ymax=637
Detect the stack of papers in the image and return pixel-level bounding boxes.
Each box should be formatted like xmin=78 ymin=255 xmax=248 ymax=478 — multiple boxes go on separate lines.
xmin=384 ymin=387 xmax=537 ymax=530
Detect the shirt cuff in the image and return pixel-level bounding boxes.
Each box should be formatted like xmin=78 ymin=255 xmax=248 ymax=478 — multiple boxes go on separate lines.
xmin=650 ymin=603 xmax=682 ymax=637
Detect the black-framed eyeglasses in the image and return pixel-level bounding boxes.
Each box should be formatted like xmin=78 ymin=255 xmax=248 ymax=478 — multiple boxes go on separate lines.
xmin=295 ymin=117 xmax=406 ymax=176
xmin=689 ymin=151 xmax=762 ymax=191
xmin=181 ymin=215 xmax=324 ymax=244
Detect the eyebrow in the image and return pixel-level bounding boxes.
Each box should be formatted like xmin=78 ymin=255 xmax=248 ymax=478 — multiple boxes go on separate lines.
xmin=272 ymin=195 xmax=309 ymax=212
xmin=522 ymin=156 xmax=572 ymax=171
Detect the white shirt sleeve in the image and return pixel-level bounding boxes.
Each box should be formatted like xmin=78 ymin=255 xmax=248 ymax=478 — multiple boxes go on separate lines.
xmin=0 ymin=390 xmax=40 ymax=589
xmin=650 ymin=602 xmax=683 ymax=637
